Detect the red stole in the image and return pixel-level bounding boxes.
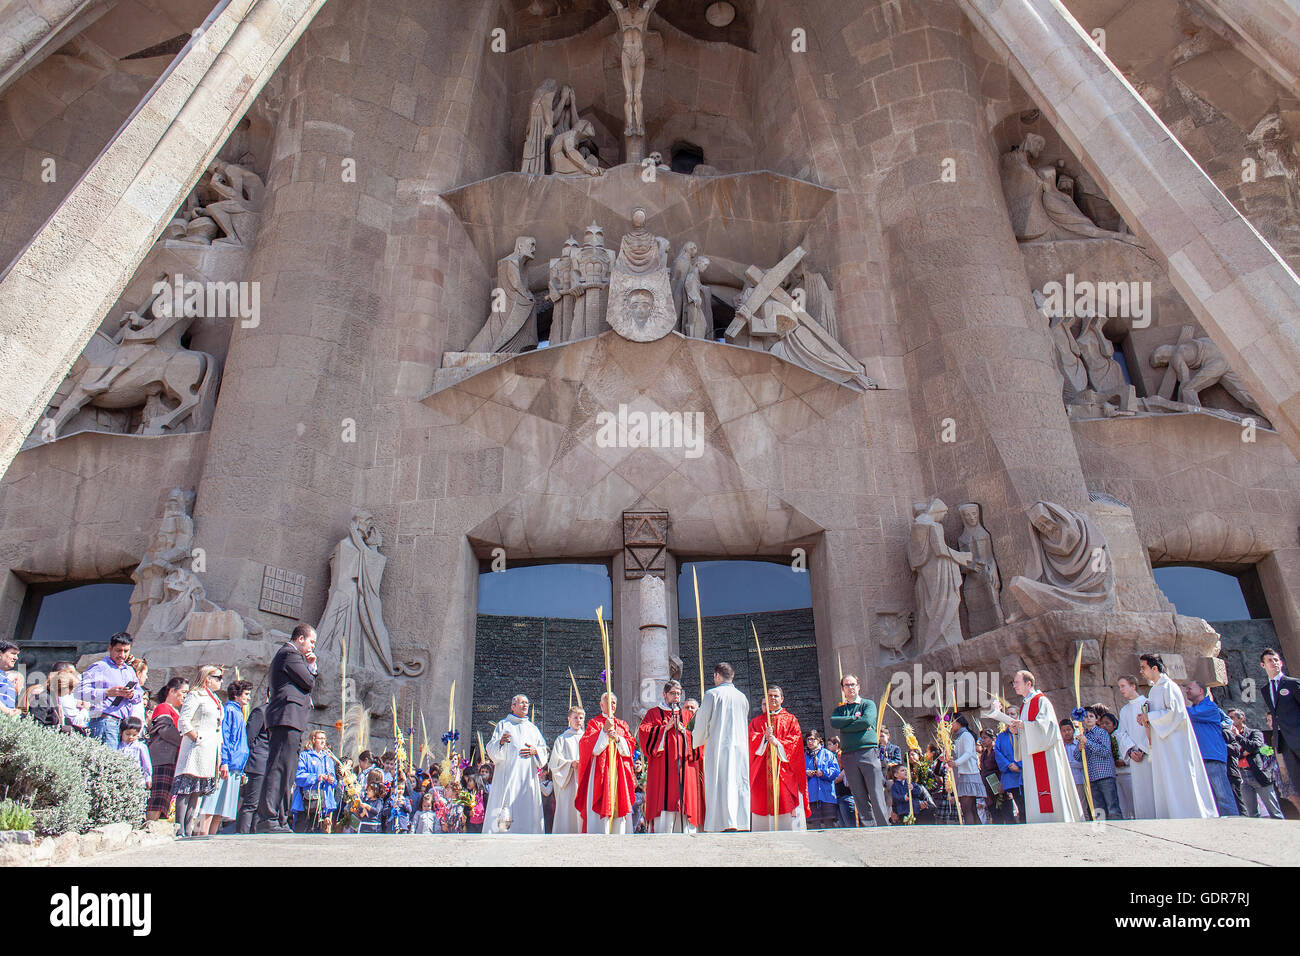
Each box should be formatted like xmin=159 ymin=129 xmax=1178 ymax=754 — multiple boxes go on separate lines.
xmin=747 ymin=709 xmax=807 ymax=816
xmin=1026 ymin=693 xmax=1054 ymax=814
xmin=575 ymin=715 xmax=636 ymax=832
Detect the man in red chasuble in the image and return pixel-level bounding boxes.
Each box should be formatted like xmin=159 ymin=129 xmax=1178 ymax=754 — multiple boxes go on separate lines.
xmin=749 ymin=685 xmax=808 ymax=830
xmin=576 ymin=691 xmax=637 ymax=833
xmin=637 ymin=679 xmax=704 ymax=833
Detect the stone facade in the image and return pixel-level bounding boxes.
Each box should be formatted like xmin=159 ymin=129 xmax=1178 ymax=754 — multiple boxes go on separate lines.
xmin=0 ymin=0 xmax=1298 ymax=742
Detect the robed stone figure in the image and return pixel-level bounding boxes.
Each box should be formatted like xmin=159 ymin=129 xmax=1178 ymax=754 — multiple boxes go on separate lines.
xmin=691 ymin=665 xmax=751 ymax=831
xmin=1008 ymin=501 xmax=1115 ymax=619
xmin=1013 ymin=673 xmax=1084 ymax=823
xmin=316 ymin=510 xmax=396 ymax=675
xmin=908 ymin=498 xmax=973 ymax=652
xmin=485 ymin=695 xmax=549 ymax=834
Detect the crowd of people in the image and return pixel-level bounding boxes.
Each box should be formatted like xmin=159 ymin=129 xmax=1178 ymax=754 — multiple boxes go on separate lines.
xmin=4 ymin=625 xmax=1298 ymax=835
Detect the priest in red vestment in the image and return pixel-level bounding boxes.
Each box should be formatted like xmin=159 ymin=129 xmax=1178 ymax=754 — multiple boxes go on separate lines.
xmin=749 ymin=685 xmax=808 ymax=830
xmin=576 ymin=691 xmax=637 ymax=834
xmin=637 ymin=679 xmax=704 ymax=833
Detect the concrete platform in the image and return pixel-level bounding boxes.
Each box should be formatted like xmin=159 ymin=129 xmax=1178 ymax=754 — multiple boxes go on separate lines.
xmin=68 ymin=818 xmax=1300 ymax=867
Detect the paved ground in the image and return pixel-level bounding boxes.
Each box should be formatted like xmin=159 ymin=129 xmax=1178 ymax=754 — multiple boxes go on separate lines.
xmin=70 ymin=818 xmax=1299 ymax=866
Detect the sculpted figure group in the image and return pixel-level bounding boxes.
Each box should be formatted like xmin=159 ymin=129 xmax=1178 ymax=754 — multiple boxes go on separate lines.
xmin=907 ymin=496 xmax=1116 ymax=651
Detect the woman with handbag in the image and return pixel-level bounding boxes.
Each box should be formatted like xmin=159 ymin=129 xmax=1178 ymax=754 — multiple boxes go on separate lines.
xmin=172 ymin=665 xmax=226 ymax=837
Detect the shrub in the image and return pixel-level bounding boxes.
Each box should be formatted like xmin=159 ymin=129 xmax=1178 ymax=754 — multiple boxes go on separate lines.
xmin=0 ymin=719 xmax=90 ymax=835
xmin=0 ymin=719 xmax=145 ymax=835
xmin=0 ymin=798 xmax=36 ymax=832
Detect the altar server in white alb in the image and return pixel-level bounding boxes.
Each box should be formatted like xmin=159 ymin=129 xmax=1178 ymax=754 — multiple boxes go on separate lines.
xmin=484 ymin=694 xmax=549 ymax=834
xmin=691 ymin=661 xmax=751 ymax=832
xmin=1115 ymin=674 xmax=1155 ymax=819
xmin=1011 ymin=669 xmax=1084 ymax=823
xmin=1135 ymin=654 xmax=1217 ymax=819
xmin=548 ymin=705 xmax=584 ymax=834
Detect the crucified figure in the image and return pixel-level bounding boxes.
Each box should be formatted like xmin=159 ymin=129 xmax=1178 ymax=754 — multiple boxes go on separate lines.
xmin=607 ymin=0 xmax=659 ymax=136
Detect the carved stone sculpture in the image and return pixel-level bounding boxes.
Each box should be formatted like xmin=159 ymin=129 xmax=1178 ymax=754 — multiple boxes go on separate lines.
xmin=1007 ymin=501 xmax=1116 ymax=620
xmin=570 ymin=223 xmax=615 ymax=339
xmin=1034 ymin=290 xmax=1088 ymax=403
xmin=1001 ymin=133 xmax=1140 ymax=244
xmin=1150 ymin=336 xmax=1267 ymax=418
xmin=907 ymin=498 xmax=974 ymax=652
xmin=170 ymin=160 xmax=264 ymax=247
xmin=316 ymin=510 xmax=424 ymax=678
xmin=787 ymin=262 xmax=838 ymax=340
xmin=547 ymin=237 xmax=579 ymax=343
xmin=956 ymin=502 xmax=1004 ymax=632
xmin=606 ymin=207 xmax=676 ymax=342
xmin=682 ymin=255 xmax=713 ymax=340
xmin=41 ymin=289 xmax=218 ymax=440
xmin=134 ymin=568 xmax=221 ymax=645
xmin=128 ymin=488 xmax=195 ymax=635
xmin=1074 ymin=310 xmax=1131 ymax=406
xmin=726 ymin=246 xmax=875 ymax=389
xmin=549 ymin=119 xmax=602 ymax=177
xmin=467 ymin=236 xmax=538 ymax=353
xmin=670 ymin=241 xmax=698 ymax=319
xmin=606 ymin=0 xmax=659 ymax=137
xmin=521 ymin=79 xmax=578 ymax=174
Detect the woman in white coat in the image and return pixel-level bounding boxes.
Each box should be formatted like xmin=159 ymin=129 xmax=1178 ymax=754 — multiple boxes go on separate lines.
xmin=172 ymin=664 xmax=226 ymax=837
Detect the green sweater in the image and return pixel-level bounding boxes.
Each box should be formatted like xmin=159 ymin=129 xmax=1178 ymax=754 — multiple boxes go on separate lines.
xmin=830 ymin=699 xmax=878 ymax=753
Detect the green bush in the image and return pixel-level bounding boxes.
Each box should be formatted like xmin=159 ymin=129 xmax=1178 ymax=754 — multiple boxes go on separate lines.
xmin=0 ymin=719 xmax=145 ymax=835
xmin=0 ymin=798 xmax=36 ymax=831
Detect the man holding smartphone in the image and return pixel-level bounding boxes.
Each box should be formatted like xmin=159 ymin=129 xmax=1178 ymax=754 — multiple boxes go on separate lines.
xmin=79 ymin=632 xmax=141 ymax=748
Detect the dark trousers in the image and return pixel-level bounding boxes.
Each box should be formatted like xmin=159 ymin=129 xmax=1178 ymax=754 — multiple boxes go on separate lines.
xmin=256 ymin=725 xmax=298 ymax=830
xmin=842 ymin=747 xmax=890 ymax=827
xmin=999 ymin=786 xmax=1024 ymax=823
xmin=235 ymin=770 xmax=262 ymax=834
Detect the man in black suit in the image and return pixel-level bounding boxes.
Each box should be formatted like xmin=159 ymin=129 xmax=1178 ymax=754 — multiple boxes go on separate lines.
xmin=255 ymin=623 xmax=317 ymax=833
xmin=1260 ymin=647 xmax=1300 ymax=791
xmin=235 ymin=692 xmax=271 ymax=834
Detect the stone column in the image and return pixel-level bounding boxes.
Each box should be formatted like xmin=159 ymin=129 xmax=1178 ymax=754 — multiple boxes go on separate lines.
xmin=635 ymin=573 xmax=668 ymax=728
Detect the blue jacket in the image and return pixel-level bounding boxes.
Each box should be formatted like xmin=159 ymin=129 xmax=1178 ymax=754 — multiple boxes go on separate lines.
xmin=993 ymin=730 xmax=1022 ymax=790
xmin=385 ymin=793 xmax=412 ymax=832
xmin=804 ymin=747 xmax=839 ymax=804
xmin=220 ymin=701 xmax=250 ymax=773
xmin=292 ymin=749 xmax=338 ymax=813
xmin=1187 ymin=697 xmax=1230 ymax=763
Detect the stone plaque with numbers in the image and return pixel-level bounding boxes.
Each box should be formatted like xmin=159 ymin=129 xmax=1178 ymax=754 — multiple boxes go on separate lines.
xmin=259 ymin=565 xmax=306 ymax=619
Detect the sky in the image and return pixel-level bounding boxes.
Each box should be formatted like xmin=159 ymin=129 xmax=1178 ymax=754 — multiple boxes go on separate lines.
xmin=476 ymin=559 xmax=812 ymax=618
xmin=1151 ymin=566 xmax=1250 ymax=621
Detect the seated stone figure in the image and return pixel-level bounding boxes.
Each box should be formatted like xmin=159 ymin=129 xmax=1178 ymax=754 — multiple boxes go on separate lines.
xmin=1007 ymin=500 xmax=1115 ymax=620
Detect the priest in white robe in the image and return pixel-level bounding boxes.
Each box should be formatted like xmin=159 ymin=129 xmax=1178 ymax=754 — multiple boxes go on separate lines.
xmin=1011 ymin=669 xmax=1084 ymax=823
xmin=1115 ymin=674 xmax=1155 ymax=819
xmin=690 ymin=661 xmax=751 ymax=831
xmin=548 ymin=705 xmax=585 ymax=834
xmin=1137 ymin=655 xmax=1217 ymax=819
xmin=484 ymin=694 xmax=549 ymax=834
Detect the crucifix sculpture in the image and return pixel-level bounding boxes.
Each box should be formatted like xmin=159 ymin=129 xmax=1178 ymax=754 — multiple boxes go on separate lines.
xmin=607 ymin=0 xmax=659 ymax=138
